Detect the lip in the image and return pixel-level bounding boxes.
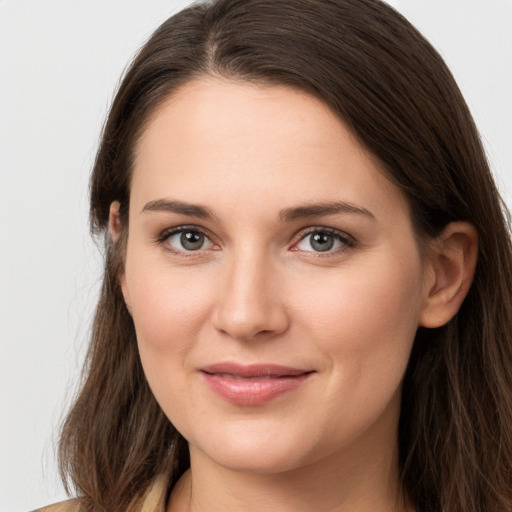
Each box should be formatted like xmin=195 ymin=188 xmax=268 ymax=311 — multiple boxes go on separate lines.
xmin=200 ymin=363 xmax=314 ymax=406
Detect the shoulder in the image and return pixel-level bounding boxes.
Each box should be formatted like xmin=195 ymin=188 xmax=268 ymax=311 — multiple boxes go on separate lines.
xmin=31 ymin=498 xmax=81 ymax=512
xmin=30 ymin=473 xmax=169 ymax=512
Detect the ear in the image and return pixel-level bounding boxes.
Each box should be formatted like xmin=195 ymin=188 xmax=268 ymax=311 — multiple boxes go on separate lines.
xmin=109 ymin=200 xmax=123 ymax=242
xmin=419 ymin=222 xmax=478 ymax=328
xmin=108 ymin=201 xmax=132 ymax=313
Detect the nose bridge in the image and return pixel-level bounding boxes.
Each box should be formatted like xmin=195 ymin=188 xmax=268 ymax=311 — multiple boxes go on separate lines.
xmin=213 ymin=244 xmax=288 ymax=340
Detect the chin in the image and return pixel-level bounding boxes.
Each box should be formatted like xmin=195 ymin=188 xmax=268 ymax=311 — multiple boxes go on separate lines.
xmin=201 ymin=445 xmax=309 ymax=475
xmin=188 ymin=420 xmax=317 ymax=475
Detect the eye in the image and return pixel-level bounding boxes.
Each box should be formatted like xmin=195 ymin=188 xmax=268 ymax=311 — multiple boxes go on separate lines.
xmin=163 ymin=228 xmax=215 ymax=252
xmin=293 ymin=228 xmax=353 ymax=253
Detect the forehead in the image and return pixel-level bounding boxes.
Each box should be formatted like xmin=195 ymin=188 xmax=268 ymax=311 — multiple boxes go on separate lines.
xmin=134 ymin=78 xmax=354 ymax=168
xmin=130 ymin=78 xmax=410 ymax=226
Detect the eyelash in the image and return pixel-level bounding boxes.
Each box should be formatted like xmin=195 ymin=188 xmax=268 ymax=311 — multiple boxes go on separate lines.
xmin=155 ymin=225 xmax=355 ymax=256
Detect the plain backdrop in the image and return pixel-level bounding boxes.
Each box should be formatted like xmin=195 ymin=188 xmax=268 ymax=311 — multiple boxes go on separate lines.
xmin=1 ymin=1 xmax=511 ymax=510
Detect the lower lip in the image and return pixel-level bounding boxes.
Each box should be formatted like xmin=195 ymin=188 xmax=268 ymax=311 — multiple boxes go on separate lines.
xmin=201 ymin=372 xmax=312 ymax=406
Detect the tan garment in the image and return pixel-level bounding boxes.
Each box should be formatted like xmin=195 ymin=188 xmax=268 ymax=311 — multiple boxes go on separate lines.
xmin=32 ymin=474 xmax=168 ymax=512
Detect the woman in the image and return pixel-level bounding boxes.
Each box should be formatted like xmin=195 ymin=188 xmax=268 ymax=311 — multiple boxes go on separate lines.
xmin=36 ymin=0 xmax=512 ymax=511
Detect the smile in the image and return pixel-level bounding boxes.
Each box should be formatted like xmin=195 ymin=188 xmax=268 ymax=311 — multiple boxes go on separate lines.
xmin=200 ymin=363 xmax=314 ymax=406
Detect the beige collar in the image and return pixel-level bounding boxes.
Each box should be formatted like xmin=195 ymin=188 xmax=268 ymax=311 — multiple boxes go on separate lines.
xmin=34 ymin=474 xmax=169 ymax=512
xmin=127 ymin=473 xmax=169 ymax=512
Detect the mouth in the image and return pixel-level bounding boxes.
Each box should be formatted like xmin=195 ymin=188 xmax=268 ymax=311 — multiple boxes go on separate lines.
xmin=199 ymin=363 xmax=315 ymax=406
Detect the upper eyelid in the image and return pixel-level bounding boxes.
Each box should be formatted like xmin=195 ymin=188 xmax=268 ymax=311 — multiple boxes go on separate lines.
xmin=157 ymin=225 xmax=214 ymax=241
xmin=294 ymin=226 xmax=354 ymax=243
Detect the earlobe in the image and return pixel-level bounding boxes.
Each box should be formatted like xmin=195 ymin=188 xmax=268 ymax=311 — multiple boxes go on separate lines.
xmin=419 ymin=222 xmax=478 ymax=328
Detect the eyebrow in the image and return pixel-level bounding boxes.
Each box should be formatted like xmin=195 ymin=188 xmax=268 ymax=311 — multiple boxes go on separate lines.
xmin=141 ymin=199 xmax=375 ymax=223
xmin=141 ymin=199 xmax=219 ymax=221
xmin=278 ymin=201 xmax=376 ymax=222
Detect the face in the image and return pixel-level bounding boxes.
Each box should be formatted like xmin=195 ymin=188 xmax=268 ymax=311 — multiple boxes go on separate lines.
xmin=119 ymin=78 xmax=432 ymax=476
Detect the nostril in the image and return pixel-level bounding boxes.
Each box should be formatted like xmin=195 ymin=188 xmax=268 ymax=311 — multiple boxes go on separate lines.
xmin=213 ymin=311 xmax=289 ymax=342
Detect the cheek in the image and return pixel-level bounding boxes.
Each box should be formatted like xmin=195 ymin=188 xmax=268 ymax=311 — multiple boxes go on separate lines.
xmin=125 ymin=263 xmax=215 ymax=424
xmin=125 ymin=256 xmax=216 ymax=358
xmin=292 ymin=252 xmax=424 ymax=373
xmin=282 ymin=254 xmax=424 ymax=448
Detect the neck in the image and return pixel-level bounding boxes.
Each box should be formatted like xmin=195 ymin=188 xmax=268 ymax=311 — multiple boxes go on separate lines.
xmin=167 ymin=432 xmax=409 ymax=512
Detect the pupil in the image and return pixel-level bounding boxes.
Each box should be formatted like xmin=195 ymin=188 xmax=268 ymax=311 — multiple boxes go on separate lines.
xmin=311 ymin=232 xmax=334 ymax=252
xmin=181 ymin=231 xmax=204 ymax=250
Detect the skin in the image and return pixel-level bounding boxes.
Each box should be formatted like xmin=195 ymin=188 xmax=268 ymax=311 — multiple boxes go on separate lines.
xmin=110 ymin=78 xmax=478 ymax=512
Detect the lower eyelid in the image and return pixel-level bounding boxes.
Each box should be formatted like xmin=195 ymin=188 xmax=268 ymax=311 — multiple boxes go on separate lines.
xmin=171 ymin=232 xmax=213 ymax=249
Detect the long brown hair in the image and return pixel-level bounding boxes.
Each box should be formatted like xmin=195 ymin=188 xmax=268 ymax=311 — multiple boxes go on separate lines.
xmin=59 ymin=1 xmax=512 ymax=510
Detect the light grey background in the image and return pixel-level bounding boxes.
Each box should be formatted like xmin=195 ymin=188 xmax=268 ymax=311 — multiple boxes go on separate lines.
xmin=1 ymin=1 xmax=511 ymax=510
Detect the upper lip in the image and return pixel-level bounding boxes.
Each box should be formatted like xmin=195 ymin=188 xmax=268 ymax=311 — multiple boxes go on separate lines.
xmin=200 ymin=362 xmax=313 ymax=378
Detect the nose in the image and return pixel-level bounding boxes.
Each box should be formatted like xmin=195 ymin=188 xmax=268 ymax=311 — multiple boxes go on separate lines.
xmin=211 ymin=249 xmax=290 ymax=341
